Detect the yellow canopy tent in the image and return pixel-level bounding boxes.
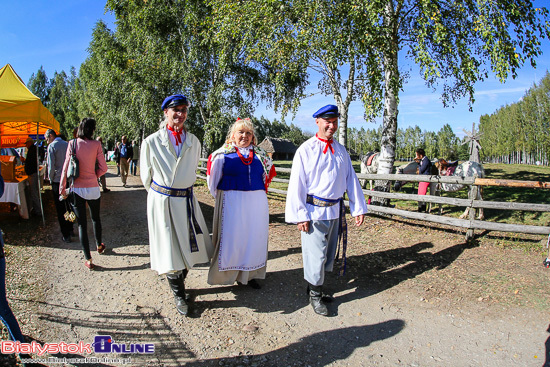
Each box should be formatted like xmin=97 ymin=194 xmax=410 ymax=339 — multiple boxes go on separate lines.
xmin=0 ymin=63 xmax=60 ymax=147
xmin=0 ymin=63 xmax=60 ymax=223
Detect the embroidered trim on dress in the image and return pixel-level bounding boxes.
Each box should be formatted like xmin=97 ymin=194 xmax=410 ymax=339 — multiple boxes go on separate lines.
xmin=217 ymin=191 xmax=266 ymax=272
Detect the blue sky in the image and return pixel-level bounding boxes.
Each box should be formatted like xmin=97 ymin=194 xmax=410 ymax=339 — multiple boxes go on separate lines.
xmin=1 ymin=1 xmax=549 ymax=138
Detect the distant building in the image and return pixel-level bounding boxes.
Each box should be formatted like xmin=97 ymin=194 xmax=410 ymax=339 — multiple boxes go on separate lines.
xmin=258 ymin=137 xmax=298 ymax=160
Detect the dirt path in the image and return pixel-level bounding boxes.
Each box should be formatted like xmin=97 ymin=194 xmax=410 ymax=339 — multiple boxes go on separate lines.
xmin=3 ymin=167 xmax=550 ymax=366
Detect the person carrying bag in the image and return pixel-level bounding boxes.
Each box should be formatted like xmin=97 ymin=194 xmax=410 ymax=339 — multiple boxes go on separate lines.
xmin=67 ymin=139 xmax=79 ymax=182
xmin=60 ymin=119 xmax=108 ymax=270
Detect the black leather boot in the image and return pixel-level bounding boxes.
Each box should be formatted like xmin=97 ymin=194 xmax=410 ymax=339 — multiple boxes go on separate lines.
xmin=308 ymin=284 xmax=328 ymax=316
xmin=166 ymin=270 xmax=189 ymax=316
xmin=306 ymin=285 xmax=333 ymax=302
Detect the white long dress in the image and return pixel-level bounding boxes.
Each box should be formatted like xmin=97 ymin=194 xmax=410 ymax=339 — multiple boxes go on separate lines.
xmin=206 ymin=145 xmax=269 ymax=285
xmin=140 ymin=127 xmax=213 ymax=275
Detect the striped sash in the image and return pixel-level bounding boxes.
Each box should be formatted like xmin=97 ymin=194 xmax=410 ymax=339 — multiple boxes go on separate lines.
xmin=151 ymin=181 xmax=202 ymax=252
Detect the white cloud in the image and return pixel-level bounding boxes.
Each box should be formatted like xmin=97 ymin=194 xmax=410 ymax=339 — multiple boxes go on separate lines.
xmin=475 ymin=86 xmax=529 ymax=96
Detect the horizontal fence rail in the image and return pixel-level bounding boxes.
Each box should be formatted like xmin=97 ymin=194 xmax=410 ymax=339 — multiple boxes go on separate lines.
xmin=197 ymin=159 xmax=550 ymax=237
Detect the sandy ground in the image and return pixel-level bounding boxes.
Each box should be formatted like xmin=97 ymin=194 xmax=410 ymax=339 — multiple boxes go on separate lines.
xmin=1 ymin=166 xmax=550 ymax=367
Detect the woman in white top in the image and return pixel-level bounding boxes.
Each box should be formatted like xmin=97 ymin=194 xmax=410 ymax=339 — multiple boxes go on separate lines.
xmin=206 ymin=118 xmax=276 ymax=288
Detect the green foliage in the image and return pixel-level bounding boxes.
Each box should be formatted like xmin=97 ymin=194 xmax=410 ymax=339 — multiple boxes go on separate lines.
xmin=350 ymin=123 xmax=464 ymax=161
xmin=78 ymin=0 xmax=279 ymax=153
xmin=210 ymin=0 xmax=550 ymax=168
xmin=208 ymin=0 xmax=383 ymax=147
xmin=436 ymin=124 xmax=458 ymax=160
xmin=24 ymin=0 xmax=550 ymax=162
xmin=480 ymin=70 xmax=550 ymax=164
xmin=27 ymin=66 xmax=49 ymax=106
xmin=48 ymin=71 xmax=74 ymax=138
xmin=27 ymin=66 xmax=84 ymax=138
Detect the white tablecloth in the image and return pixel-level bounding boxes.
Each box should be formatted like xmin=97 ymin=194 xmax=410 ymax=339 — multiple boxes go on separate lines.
xmin=0 ymin=178 xmax=29 ymax=219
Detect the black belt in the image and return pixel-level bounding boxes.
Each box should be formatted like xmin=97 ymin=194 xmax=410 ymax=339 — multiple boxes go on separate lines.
xmin=306 ymin=194 xmax=348 ymax=275
xmin=151 ymin=181 xmax=202 ymax=252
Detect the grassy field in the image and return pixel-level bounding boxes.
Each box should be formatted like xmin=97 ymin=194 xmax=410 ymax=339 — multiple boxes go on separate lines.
xmin=269 ymin=160 xmax=550 ymax=226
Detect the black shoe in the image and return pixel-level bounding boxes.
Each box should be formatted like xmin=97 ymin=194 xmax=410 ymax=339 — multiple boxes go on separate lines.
xmin=166 ymin=271 xmax=189 ymax=316
xmin=306 ymin=285 xmax=333 ymax=302
xmin=308 ymin=285 xmax=329 ymax=316
xmin=103 ymin=188 xmax=111 ymax=193
xmin=236 ymin=280 xmax=261 ymax=289
xmin=62 ymin=236 xmax=71 ymax=243
xmin=247 ymin=279 xmax=261 ymax=289
xmin=173 ymin=295 xmax=188 ymax=316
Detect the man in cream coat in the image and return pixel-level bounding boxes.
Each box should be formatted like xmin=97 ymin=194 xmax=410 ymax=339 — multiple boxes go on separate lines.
xmin=141 ymin=94 xmax=213 ymax=316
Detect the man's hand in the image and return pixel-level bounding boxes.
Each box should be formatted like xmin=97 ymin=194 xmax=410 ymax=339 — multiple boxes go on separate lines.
xmin=354 ymin=214 xmax=364 ymax=226
xmin=297 ymin=221 xmax=310 ymax=232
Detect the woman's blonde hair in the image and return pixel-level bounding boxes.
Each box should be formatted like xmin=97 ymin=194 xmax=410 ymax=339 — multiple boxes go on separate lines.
xmin=226 ymin=118 xmax=257 ymax=145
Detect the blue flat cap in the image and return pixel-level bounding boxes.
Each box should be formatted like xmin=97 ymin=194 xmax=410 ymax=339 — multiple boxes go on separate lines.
xmin=161 ymin=94 xmax=189 ymax=110
xmin=312 ymin=104 xmax=340 ymax=118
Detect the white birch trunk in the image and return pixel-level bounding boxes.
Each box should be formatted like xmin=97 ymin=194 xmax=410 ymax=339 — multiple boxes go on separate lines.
xmin=371 ymin=2 xmax=398 ymax=206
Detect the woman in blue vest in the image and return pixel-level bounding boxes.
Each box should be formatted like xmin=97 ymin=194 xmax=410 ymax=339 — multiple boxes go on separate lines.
xmin=206 ymin=118 xmax=276 ymax=289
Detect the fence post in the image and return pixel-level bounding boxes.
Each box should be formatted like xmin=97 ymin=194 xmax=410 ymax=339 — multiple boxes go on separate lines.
xmin=466 ymin=185 xmax=478 ymax=241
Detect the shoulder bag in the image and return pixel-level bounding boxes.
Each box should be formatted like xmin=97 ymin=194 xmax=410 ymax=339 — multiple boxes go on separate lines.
xmin=67 ymin=139 xmax=79 ymax=182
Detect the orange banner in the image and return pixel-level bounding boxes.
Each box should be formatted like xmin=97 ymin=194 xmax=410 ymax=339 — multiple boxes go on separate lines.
xmin=1 ymin=135 xmax=28 ymax=148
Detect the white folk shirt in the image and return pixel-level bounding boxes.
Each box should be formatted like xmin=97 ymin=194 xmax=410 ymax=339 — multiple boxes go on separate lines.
xmin=285 ymin=136 xmax=368 ymax=223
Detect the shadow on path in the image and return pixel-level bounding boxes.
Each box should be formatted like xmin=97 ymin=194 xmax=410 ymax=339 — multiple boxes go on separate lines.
xmin=186 ymin=320 xmax=405 ymax=367
xmin=32 ymin=302 xmax=195 ymax=366
xmin=189 ymin=240 xmax=478 ymax=316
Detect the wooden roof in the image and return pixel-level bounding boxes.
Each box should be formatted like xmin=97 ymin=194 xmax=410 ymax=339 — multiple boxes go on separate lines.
xmin=258 ymin=137 xmax=298 ymax=154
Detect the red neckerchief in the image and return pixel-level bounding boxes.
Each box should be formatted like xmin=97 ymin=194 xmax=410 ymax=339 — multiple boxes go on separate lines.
xmin=316 ymin=133 xmax=334 ymax=154
xmin=167 ymin=125 xmax=183 ymax=145
xmin=236 ymin=146 xmax=254 ymax=165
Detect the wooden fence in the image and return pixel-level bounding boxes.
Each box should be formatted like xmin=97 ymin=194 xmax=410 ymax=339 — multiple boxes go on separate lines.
xmin=197 ymin=159 xmax=550 ymax=239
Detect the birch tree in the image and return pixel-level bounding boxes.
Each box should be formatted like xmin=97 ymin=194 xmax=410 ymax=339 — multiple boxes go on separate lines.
xmin=209 ymin=0 xmax=382 ymax=148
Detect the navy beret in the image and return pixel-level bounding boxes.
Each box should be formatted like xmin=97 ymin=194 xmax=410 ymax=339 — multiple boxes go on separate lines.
xmin=161 ymin=94 xmax=189 ymax=110
xmin=312 ymin=104 xmax=340 ymax=118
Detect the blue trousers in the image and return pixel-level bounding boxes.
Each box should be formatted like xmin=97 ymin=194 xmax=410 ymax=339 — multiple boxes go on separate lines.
xmin=300 ymin=219 xmax=339 ymax=286
xmin=130 ymin=159 xmax=138 ymax=175
xmin=0 ymin=231 xmax=25 ymax=342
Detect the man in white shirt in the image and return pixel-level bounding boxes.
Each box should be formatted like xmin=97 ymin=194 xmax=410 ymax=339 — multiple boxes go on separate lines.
xmin=285 ymin=104 xmax=368 ymax=316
